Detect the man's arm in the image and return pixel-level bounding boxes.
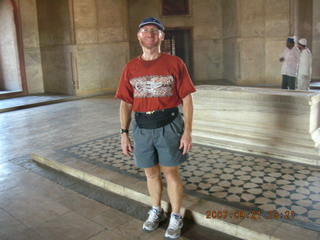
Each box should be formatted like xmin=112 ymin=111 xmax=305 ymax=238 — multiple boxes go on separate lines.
xmin=120 ymin=100 xmax=133 ymax=156
xmin=179 ymin=94 xmax=193 ymax=155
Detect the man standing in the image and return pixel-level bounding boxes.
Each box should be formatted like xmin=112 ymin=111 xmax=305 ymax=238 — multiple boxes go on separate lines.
xmin=115 ymin=17 xmax=196 ymax=240
xmin=279 ymin=37 xmax=300 ymax=90
xmin=297 ymin=38 xmax=313 ymax=90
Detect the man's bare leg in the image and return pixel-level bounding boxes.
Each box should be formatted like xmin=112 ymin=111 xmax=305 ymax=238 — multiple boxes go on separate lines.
xmin=143 ymin=164 xmax=166 ymax=232
xmin=161 ymin=166 xmax=183 ymax=214
xmin=144 ymin=164 xmax=162 ymax=207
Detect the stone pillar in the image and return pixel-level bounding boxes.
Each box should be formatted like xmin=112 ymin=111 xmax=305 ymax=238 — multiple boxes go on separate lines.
xmin=296 ymin=0 xmax=313 ymax=45
xmin=18 ymin=0 xmax=44 ymax=94
xmin=0 ymin=0 xmax=21 ymax=91
xmin=72 ymin=0 xmax=129 ymax=96
xmin=223 ymin=0 xmax=291 ymax=87
xmin=222 ymin=0 xmax=239 ymax=84
xmin=37 ymin=0 xmax=129 ymax=96
xmin=37 ymin=0 xmax=74 ymax=95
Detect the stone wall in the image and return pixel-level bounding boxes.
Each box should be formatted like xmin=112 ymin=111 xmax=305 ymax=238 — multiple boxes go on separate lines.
xmin=73 ymin=0 xmax=129 ymax=96
xmin=17 ymin=0 xmax=44 ymax=94
xmin=36 ymin=0 xmax=73 ymax=95
xmin=0 ymin=0 xmax=22 ymax=91
xmin=128 ymin=0 xmax=317 ymax=87
xmin=222 ymin=0 xmax=291 ymax=86
xmin=36 ymin=0 xmax=129 ymax=96
xmin=5 ymin=0 xmax=318 ymax=95
xmin=312 ymin=0 xmax=320 ymax=80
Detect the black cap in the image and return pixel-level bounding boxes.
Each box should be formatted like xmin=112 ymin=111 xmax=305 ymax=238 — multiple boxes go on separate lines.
xmin=138 ymin=17 xmax=165 ymax=31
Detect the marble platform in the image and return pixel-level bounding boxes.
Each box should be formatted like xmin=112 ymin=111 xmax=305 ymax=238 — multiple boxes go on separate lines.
xmin=31 ymin=133 xmax=320 ymax=240
xmin=192 ymin=85 xmax=320 ymax=166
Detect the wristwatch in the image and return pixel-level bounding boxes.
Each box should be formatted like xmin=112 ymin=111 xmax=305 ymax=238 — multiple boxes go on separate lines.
xmin=120 ymin=128 xmax=129 ymax=134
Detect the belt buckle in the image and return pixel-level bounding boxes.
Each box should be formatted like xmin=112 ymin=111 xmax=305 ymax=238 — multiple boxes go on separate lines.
xmin=146 ymin=110 xmax=155 ymax=115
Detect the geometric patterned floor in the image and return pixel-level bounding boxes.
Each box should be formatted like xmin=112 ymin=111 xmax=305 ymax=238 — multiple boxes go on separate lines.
xmin=60 ymin=134 xmax=320 ymax=231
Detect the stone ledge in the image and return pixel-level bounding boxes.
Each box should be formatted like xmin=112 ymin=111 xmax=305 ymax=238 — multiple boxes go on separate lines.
xmin=193 ymin=85 xmax=320 ymax=166
xmin=30 ymin=152 xmax=319 ymax=240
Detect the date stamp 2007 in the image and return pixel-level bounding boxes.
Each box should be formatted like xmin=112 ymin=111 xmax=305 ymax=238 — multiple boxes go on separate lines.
xmin=205 ymin=210 xmax=295 ymax=220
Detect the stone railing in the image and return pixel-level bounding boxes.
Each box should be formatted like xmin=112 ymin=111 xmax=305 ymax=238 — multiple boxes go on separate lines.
xmin=192 ymin=85 xmax=320 ymax=166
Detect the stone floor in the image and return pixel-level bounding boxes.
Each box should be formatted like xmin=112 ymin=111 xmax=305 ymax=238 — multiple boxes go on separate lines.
xmin=1 ymin=95 xmax=320 ymax=240
xmin=0 ymin=96 xmax=241 ymax=240
xmin=0 ymin=95 xmax=74 ymax=113
xmin=60 ymin=134 xmax=320 ymax=230
xmin=0 ymin=159 xmax=190 ymax=240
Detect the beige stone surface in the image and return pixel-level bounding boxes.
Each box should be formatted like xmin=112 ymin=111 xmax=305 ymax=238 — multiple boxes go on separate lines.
xmin=23 ymin=48 xmax=44 ymax=93
xmin=35 ymin=212 xmax=103 ymax=240
xmin=223 ymin=38 xmax=238 ymax=84
xmin=239 ymin=0 xmax=265 ymax=37
xmin=312 ymin=0 xmax=320 ymax=80
xmin=271 ymin=222 xmax=318 ymax=240
xmin=193 ymin=39 xmax=223 ymax=82
xmin=0 ymin=0 xmax=22 ymax=91
xmin=35 ymin=0 xmax=129 ymax=96
xmin=238 ymin=39 xmax=265 ymax=85
xmin=3 ymin=0 xmax=317 ymax=96
xmin=19 ymin=0 xmax=40 ymax=49
xmin=0 ymin=175 xmax=70 ymax=228
xmin=222 ymin=0 xmax=239 ymax=38
xmin=265 ymin=0 xmax=290 ymax=37
xmin=40 ymin=46 xmax=74 ymax=95
xmin=37 ymin=0 xmax=73 ymax=46
xmin=17 ymin=0 xmax=44 ymax=94
xmin=193 ymin=0 xmax=222 ymax=40
xmin=265 ymin=39 xmax=284 ymax=86
xmin=76 ymin=42 xmax=129 ymax=94
xmin=193 ymin=85 xmax=320 ymax=165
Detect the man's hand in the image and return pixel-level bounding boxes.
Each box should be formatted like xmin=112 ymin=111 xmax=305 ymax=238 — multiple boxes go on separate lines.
xmin=121 ymin=134 xmax=133 ymax=157
xmin=179 ymin=132 xmax=192 ymax=155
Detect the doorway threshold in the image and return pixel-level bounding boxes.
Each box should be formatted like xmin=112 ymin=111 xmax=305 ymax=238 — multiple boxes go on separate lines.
xmin=0 ymin=95 xmax=76 ymax=113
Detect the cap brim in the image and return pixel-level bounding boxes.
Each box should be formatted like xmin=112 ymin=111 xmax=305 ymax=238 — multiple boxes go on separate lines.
xmin=139 ymin=22 xmax=164 ymax=31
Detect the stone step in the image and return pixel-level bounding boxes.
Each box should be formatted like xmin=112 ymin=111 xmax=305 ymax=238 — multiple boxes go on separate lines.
xmin=194 ymin=119 xmax=314 ymax=144
xmin=193 ymin=134 xmax=319 ymax=166
xmin=193 ymin=124 xmax=316 ymax=155
xmin=30 ymin=151 xmax=319 ymax=240
xmin=193 ymin=125 xmax=318 ymax=155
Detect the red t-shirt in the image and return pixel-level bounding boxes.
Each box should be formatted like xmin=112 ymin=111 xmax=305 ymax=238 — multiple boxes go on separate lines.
xmin=115 ymin=53 xmax=196 ymax=112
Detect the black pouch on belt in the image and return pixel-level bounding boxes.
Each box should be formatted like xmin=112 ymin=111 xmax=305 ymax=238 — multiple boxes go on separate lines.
xmin=134 ymin=107 xmax=179 ymax=129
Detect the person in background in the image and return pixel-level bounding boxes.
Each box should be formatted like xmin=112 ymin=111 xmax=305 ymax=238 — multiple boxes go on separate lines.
xmin=279 ymin=37 xmax=300 ymax=90
xmin=297 ymin=38 xmax=313 ymax=90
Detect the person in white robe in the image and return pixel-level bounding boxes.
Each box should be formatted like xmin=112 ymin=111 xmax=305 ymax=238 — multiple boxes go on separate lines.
xmin=297 ymin=38 xmax=312 ymax=90
xmin=279 ymin=37 xmax=300 ymax=90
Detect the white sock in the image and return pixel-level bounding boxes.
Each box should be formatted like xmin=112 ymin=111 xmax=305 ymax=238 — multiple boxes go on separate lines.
xmin=171 ymin=212 xmax=182 ymax=218
xmin=152 ymin=206 xmax=161 ymax=211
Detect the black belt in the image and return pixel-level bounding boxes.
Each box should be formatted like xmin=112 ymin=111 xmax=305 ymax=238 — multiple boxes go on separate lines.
xmin=135 ymin=107 xmax=179 ymax=129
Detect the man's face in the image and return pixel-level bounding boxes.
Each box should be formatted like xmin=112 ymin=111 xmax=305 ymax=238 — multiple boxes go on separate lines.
xmin=298 ymin=44 xmax=305 ymax=50
xmin=137 ymin=24 xmax=164 ymax=49
xmin=287 ymin=41 xmax=294 ymax=49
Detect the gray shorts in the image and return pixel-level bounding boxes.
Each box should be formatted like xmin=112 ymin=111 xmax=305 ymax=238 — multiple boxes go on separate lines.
xmin=132 ymin=113 xmax=187 ymax=168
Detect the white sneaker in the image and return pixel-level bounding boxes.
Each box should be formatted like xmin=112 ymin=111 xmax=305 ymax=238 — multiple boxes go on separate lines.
xmin=165 ymin=213 xmax=183 ymax=239
xmin=142 ymin=208 xmax=166 ymax=232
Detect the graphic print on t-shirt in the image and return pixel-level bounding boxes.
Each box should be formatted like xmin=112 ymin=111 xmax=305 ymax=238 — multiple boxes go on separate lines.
xmin=129 ymin=75 xmax=174 ymax=98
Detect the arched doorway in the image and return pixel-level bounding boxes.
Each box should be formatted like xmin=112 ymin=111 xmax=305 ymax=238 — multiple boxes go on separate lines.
xmin=0 ymin=0 xmax=27 ymax=98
